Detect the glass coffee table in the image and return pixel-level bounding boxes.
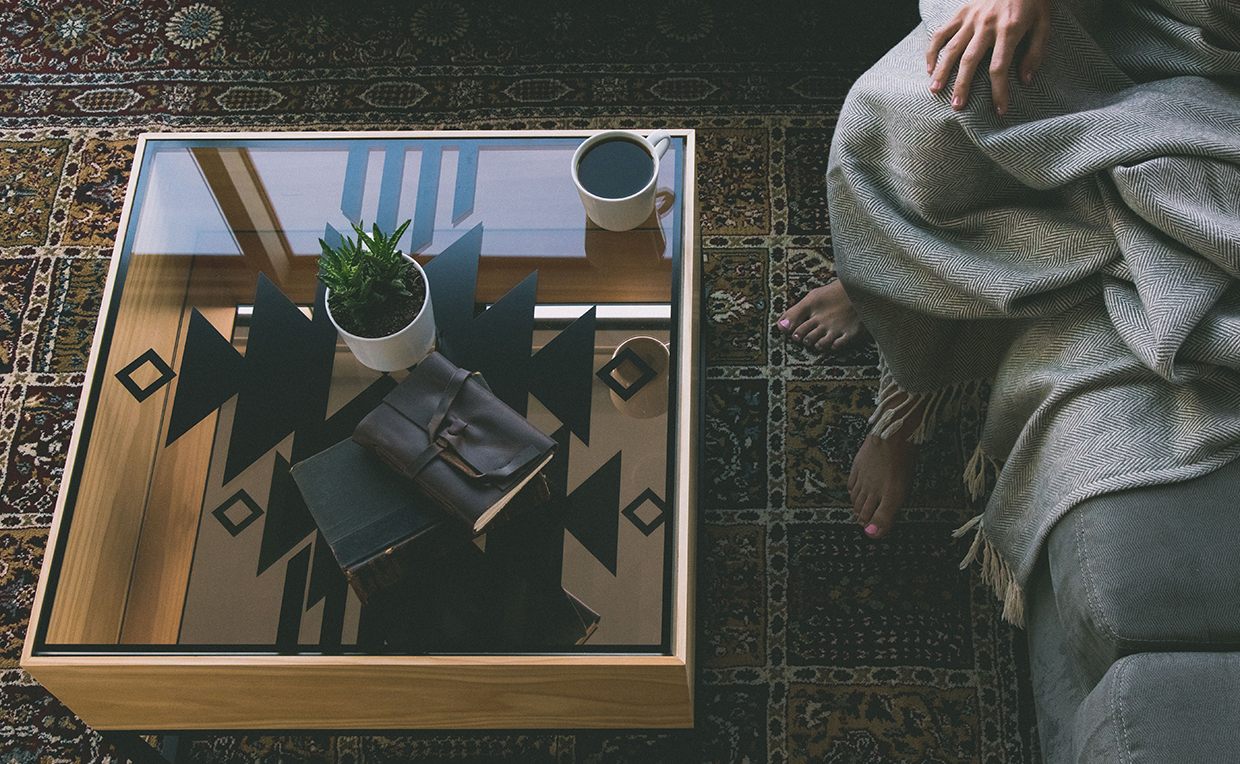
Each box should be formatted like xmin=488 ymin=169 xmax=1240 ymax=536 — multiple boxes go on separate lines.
xmin=22 ymin=130 xmax=699 ymax=730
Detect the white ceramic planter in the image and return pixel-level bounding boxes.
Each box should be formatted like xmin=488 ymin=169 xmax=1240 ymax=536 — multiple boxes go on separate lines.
xmin=325 ymin=256 xmax=436 ymax=372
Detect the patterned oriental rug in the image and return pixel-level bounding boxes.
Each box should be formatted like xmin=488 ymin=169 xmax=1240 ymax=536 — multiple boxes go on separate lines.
xmin=0 ymin=1 xmax=1041 ymax=762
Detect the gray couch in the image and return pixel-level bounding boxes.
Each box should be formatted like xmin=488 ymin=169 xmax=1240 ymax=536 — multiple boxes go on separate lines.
xmin=1026 ymin=456 xmax=1240 ymax=762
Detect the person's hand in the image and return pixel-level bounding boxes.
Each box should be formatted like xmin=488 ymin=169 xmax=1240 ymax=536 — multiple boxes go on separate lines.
xmin=926 ymin=0 xmax=1052 ymax=115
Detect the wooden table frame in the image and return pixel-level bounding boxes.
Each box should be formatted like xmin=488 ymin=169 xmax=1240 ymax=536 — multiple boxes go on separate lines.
xmin=21 ymin=130 xmax=699 ymax=730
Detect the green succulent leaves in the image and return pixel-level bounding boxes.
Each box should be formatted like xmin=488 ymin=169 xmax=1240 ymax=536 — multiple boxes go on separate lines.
xmin=318 ymin=219 xmax=417 ymax=332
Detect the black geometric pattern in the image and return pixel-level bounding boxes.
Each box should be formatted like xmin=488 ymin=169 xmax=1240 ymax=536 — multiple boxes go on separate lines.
xmin=461 ymin=269 xmax=537 ymax=413
xmin=621 ymin=488 xmax=666 ymax=536
xmin=166 ymin=308 xmax=250 ymax=445
xmin=211 ymin=490 xmax=263 ymax=537
xmin=113 ymin=348 xmax=175 ymax=403
xmin=256 ymin=452 xmax=316 ymax=577
xmin=528 ymin=307 xmax=597 ymax=445
xmin=564 ymin=452 xmax=623 ymax=576
xmin=596 ymin=346 xmax=658 ymax=402
xmin=223 ymin=275 xmax=336 ymax=483
xmin=426 ymin=224 xmax=596 ymax=434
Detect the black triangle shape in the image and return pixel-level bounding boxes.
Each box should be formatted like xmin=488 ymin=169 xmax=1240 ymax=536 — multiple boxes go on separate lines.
xmin=166 ymin=309 xmax=250 ymax=446
xmin=257 ymin=453 xmax=318 ymax=576
xmin=468 ymin=271 xmax=537 ymax=414
xmin=224 ymin=274 xmax=335 ymax=483
xmin=424 ymin=223 xmax=482 ymax=367
xmin=529 ymin=306 xmax=596 ymax=445
xmin=564 ymin=451 xmax=622 ymax=576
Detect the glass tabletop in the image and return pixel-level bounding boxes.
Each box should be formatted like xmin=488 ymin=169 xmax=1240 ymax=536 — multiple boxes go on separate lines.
xmin=37 ymin=132 xmax=690 ymax=656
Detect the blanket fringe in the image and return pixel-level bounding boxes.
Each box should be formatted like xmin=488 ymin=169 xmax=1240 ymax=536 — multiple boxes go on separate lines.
xmin=869 ymin=359 xmax=917 ymax=439
xmin=954 ymin=515 xmax=1026 ymax=627
xmin=869 ymin=356 xmax=986 ymax=446
xmin=963 ymin=443 xmax=1002 ymax=501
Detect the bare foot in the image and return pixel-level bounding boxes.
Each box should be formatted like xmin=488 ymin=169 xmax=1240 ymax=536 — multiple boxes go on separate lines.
xmin=776 ymin=280 xmax=867 ymax=352
xmin=847 ymin=400 xmax=922 ymax=539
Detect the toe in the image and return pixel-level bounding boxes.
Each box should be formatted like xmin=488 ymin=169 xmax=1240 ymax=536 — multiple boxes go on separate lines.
xmin=855 ymin=494 xmax=878 ymax=526
xmin=867 ymin=499 xmax=900 ymax=539
xmin=777 ymin=316 xmax=802 ymax=337
xmin=801 ymin=324 xmax=829 ymax=348
xmin=814 ymin=330 xmax=841 ymax=351
xmin=791 ymin=316 xmax=822 ymax=344
xmin=779 ymin=294 xmax=814 ymax=331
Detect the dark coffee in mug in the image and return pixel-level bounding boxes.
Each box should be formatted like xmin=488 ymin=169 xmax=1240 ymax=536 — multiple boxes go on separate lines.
xmin=575 ymin=137 xmax=655 ymax=199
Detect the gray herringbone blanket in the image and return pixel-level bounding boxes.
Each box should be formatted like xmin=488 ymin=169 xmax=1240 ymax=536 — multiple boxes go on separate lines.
xmin=828 ymin=0 xmax=1240 ymax=622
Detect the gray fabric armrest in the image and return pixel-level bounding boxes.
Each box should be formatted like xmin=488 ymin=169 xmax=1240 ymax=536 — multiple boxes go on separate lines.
xmin=1046 ymin=457 xmax=1240 ymax=685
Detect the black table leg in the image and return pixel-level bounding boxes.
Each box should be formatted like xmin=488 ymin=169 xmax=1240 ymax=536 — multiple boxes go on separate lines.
xmin=101 ymin=732 xmax=183 ymax=764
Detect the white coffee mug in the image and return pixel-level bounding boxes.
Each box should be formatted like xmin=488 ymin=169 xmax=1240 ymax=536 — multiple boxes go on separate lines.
xmin=607 ymin=335 xmax=670 ymax=419
xmin=571 ymin=130 xmax=671 ymax=231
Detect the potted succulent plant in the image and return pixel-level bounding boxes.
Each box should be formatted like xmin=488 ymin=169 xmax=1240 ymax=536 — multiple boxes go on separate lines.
xmin=318 ymin=219 xmax=436 ymax=372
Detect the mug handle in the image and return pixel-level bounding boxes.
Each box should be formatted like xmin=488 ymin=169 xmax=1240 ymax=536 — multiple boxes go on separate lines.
xmin=645 ymin=130 xmax=671 ymax=159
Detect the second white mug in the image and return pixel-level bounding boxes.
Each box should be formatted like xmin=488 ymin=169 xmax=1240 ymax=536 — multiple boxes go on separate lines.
xmin=571 ymin=130 xmax=671 ymax=231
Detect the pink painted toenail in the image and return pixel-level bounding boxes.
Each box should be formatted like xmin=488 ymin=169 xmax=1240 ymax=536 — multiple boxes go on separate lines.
xmin=792 ymin=334 xmax=799 ymax=340
xmin=865 ymin=524 xmax=879 ymax=537
xmin=779 ymin=318 xmax=790 ymax=328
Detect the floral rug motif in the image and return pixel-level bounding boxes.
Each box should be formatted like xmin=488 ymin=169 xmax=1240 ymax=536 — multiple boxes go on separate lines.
xmin=787 ymin=683 xmax=981 ymax=764
xmin=706 ymin=249 xmax=768 ymax=366
xmin=0 ymin=1 xmax=1039 ymax=762
xmin=0 ymin=140 xmax=68 ymax=247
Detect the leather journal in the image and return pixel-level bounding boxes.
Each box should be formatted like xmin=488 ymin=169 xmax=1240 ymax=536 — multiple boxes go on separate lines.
xmin=292 ymin=436 xmax=551 ymax=603
xmin=352 ymin=351 xmax=557 ymax=535
xmin=290 ymin=437 xmax=468 ymax=603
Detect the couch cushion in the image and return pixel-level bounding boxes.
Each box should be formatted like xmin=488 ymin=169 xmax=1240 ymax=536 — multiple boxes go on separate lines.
xmin=1046 ymin=457 xmax=1240 ymax=684
xmin=1074 ymin=652 xmax=1240 ymax=763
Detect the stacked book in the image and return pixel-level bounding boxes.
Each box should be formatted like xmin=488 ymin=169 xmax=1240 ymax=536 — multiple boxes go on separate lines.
xmin=291 ymin=352 xmax=600 ymax=649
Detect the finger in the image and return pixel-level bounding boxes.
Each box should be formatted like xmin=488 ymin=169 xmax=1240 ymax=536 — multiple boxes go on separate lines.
xmin=930 ymin=33 xmax=967 ymax=94
xmin=950 ymin=34 xmax=991 ymax=109
xmin=927 ymin=20 xmax=962 ymax=74
xmin=1019 ymin=16 xmax=1053 ymax=84
xmin=989 ymin=34 xmax=1016 ymax=114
